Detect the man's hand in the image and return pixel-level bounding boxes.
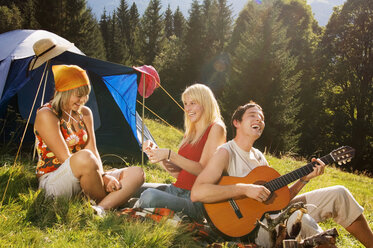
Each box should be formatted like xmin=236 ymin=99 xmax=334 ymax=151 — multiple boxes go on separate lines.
xmin=103 ymin=174 xmax=122 ymax=193
xmin=302 ymin=158 xmax=325 ymax=182
xmin=239 ymin=183 xmax=271 ymax=202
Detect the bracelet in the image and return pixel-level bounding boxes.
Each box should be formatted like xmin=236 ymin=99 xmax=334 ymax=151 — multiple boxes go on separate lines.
xmin=167 ymin=149 xmax=171 ymax=161
xmin=299 ymin=178 xmax=309 ymax=184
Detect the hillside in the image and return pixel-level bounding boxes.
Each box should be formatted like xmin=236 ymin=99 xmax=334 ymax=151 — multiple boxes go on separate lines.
xmin=0 ymin=118 xmax=371 ymax=247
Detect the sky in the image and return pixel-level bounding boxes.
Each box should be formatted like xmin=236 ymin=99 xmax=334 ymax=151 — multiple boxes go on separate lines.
xmin=87 ymin=0 xmax=347 ymax=26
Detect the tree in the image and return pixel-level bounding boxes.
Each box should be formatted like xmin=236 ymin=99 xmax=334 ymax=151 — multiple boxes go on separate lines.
xmin=275 ymin=0 xmax=322 ymax=156
xmin=164 ymin=4 xmax=173 ymax=38
xmin=215 ymin=0 xmax=233 ymax=51
xmin=0 ymin=4 xmax=22 ymax=33
xmin=127 ymin=2 xmax=142 ymax=64
xmin=116 ymin=0 xmax=130 ymax=44
xmin=173 ymin=7 xmax=186 ymax=39
xmin=222 ymin=0 xmax=300 ymax=153
xmin=140 ymin=0 xmax=164 ymax=64
xmin=318 ymin=0 xmax=373 ymax=173
xmin=149 ymin=35 xmax=186 ymax=127
xmin=31 ymin=0 xmax=105 ymax=59
xmin=183 ymin=0 xmax=205 ymax=84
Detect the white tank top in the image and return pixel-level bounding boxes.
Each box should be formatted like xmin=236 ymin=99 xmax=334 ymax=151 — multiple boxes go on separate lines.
xmin=220 ymin=140 xmax=268 ymax=177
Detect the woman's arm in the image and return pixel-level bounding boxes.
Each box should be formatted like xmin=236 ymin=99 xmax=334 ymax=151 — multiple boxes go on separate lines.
xmin=34 ymin=108 xmax=71 ymax=163
xmin=147 ymin=122 xmax=226 ymax=176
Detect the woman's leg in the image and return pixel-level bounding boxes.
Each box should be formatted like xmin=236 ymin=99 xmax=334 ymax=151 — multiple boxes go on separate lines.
xmin=134 ymin=187 xmax=203 ymax=221
xmin=69 ymin=149 xmax=106 ymax=202
xmin=98 ymin=167 xmax=145 ymax=209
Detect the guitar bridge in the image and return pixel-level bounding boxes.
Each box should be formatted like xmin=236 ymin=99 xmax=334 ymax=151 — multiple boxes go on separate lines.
xmin=229 ymin=199 xmax=243 ymax=219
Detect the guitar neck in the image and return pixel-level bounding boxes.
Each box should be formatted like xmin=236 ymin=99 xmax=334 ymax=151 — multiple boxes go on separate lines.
xmin=264 ymin=154 xmax=334 ymax=192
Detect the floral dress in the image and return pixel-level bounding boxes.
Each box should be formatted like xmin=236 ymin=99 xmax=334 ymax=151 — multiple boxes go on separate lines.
xmin=35 ymin=103 xmax=88 ymax=176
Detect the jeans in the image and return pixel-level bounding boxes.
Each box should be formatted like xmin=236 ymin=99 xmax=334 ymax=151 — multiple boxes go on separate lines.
xmin=134 ymin=184 xmax=204 ymax=221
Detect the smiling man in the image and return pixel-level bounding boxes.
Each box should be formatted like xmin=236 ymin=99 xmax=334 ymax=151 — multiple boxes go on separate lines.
xmin=191 ymin=101 xmax=373 ymax=247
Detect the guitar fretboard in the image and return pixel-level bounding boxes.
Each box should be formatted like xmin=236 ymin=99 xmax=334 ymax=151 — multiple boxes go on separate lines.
xmin=263 ymin=154 xmax=334 ymax=192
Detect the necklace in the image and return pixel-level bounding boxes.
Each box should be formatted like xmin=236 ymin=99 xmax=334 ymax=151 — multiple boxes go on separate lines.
xmin=63 ymin=110 xmax=78 ymax=123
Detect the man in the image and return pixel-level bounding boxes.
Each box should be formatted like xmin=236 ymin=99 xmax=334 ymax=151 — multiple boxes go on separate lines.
xmin=191 ymin=102 xmax=373 ymax=248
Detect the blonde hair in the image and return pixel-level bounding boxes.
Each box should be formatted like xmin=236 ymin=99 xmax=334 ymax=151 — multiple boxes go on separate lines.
xmin=181 ymin=84 xmax=224 ymax=146
xmin=51 ymin=84 xmax=91 ymax=117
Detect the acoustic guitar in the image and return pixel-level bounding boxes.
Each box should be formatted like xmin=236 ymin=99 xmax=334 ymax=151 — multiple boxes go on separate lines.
xmin=203 ymin=146 xmax=355 ymax=239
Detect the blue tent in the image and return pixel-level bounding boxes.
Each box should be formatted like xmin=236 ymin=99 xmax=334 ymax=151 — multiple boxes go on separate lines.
xmin=0 ymin=30 xmax=155 ymax=162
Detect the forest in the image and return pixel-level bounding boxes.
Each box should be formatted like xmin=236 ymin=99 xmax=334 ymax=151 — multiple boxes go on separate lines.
xmin=1 ymin=0 xmax=372 ymax=174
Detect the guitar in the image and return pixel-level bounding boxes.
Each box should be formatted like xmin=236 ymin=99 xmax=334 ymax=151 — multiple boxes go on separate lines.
xmin=203 ymin=146 xmax=355 ymax=239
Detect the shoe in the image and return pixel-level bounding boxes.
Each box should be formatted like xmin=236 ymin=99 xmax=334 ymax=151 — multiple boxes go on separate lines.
xmin=91 ymin=205 xmax=106 ymax=217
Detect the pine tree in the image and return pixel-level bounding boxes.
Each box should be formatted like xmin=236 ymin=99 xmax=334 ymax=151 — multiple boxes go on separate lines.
xmin=100 ymin=9 xmax=111 ymax=59
xmin=215 ymin=0 xmax=232 ymax=51
xmin=149 ymin=35 xmax=186 ymax=127
xmin=128 ymin=3 xmax=141 ymax=64
xmin=0 ymin=4 xmax=22 ymax=33
xmin=164 ymin=4 xmax=173 ymax=39
xmin=223 ymin=1 xmax=300 ymax=152
xmin=318 ymin=0 xmax=373 ymax=172
xmin=183 ymin=0 xmax=205 ymax=84
xmin=276 ymin=0 xmax=322 ymax=156
xmin=32 ymin=0 xmax=105 ymax=59
xmin=117 ymin=0 xmax=130 ymax=44
xmin=173 ymin=7 xmax=186 ymax=39
xmin=140 ymin=0 xmax=164 ymax=64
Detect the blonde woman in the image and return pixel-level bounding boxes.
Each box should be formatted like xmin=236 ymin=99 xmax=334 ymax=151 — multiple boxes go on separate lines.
xmin=134 ymin=84 xmax=226 ymax=221
xmin=34 ymin=65 xmax=144 ymax=215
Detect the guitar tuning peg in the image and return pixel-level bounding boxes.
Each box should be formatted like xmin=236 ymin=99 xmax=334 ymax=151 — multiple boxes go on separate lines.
xmin=342 ymin=156 xmax=345 ymax=159
xmin=342 ymin=149 xmax=345 ymax=152
xmin=347 ymin=159 xmax=351 ymax=162
xmin=343 ymin=161 xmax=346 ymax=164
xmin=338 ymin=162 xmax=342 ymax=165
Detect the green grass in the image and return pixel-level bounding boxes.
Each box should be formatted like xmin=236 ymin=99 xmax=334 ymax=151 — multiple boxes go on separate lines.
xmin=0 ymin=118 xmax=372 ymax=247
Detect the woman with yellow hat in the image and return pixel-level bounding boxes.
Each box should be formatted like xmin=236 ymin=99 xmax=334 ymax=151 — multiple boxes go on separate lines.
xmin=34 ymin=64 xmax=144 ymax=215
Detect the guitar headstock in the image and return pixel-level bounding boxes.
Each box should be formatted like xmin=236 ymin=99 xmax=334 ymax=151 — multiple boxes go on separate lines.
xmin=330 ymin=146 xmax=355 ymax=165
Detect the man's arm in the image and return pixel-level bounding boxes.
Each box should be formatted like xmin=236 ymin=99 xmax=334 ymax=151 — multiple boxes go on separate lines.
xmin=288 ymin=158 xmax=325 ymax=199
xmin=191 ymin=147 xmax=271 ymax=203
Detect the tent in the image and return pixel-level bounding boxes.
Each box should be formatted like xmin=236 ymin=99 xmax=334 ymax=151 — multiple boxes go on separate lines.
xmin=0 ymin=29 xmax=155 ymax=162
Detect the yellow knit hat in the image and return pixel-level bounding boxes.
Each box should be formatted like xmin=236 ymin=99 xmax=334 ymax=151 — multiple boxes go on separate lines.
xmin=52 ymin=65 xmax=90 ymax=92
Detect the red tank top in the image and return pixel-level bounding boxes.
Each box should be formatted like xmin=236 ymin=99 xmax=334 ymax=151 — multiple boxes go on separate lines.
xmin=173 ymin=124 xmax=213 ymax=190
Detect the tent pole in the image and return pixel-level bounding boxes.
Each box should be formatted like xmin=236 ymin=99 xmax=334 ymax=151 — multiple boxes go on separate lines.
xmin=141 ymin=75 xmax=145 ymax=166
xmin=1 ymin=61 xmax=49 ymax=209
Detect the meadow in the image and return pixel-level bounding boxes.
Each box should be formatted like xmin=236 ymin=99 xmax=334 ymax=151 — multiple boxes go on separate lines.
xmin=0 ymin=118 xmax=371 ymax=247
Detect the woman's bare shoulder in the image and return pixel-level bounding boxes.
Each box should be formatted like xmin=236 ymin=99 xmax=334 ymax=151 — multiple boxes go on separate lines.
xmin=210 ymin=121 xmax=226 ymax=134
xmin=80 ymin=106 xmax=93 ymax=117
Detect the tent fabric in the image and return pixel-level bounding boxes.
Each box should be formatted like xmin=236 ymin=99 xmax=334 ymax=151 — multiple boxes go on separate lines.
xmin=0 ymin=29 xmax=156 ymax=162
xmin=0 ymin=29 xmax=83 ymax=100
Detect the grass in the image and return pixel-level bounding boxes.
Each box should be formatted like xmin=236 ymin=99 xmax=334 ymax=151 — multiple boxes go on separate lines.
xmin=0 ymin=118 xmax=372 ymax=247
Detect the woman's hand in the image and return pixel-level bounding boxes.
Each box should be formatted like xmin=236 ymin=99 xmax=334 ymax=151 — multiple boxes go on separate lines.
xmin=302 ymin=158 xmax=325 ymax=181
xmin=103 ymin=174 xmax=122 ymax=193
xmin=143 ymin=140 xmax=158 ymax=155
xmin=146 ymin=148 xmax=169 ymax=163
